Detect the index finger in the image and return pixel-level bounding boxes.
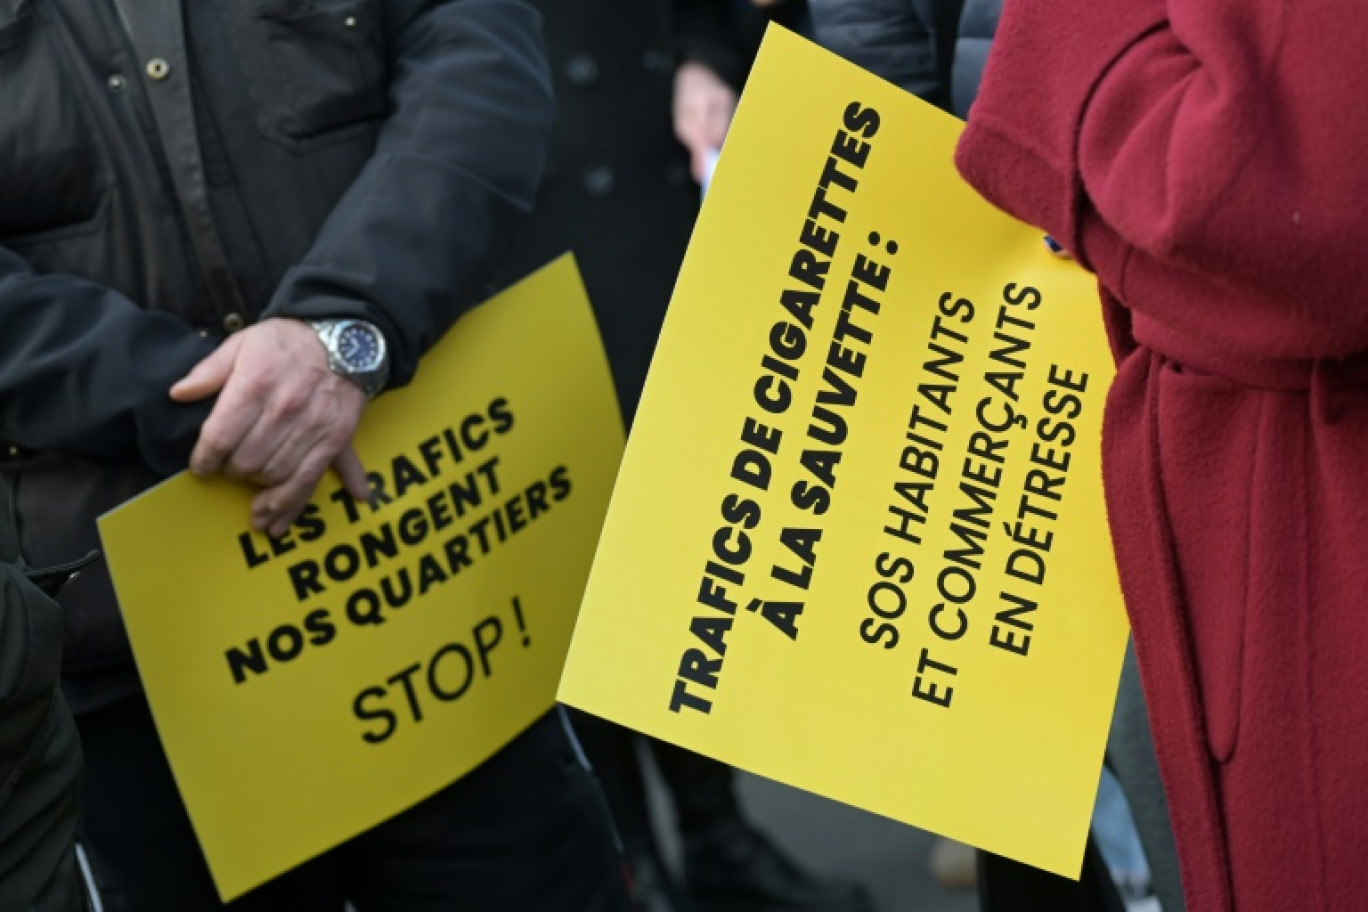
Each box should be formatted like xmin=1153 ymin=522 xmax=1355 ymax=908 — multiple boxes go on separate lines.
xmin=190 ymin=383 xmax=264 ymax=477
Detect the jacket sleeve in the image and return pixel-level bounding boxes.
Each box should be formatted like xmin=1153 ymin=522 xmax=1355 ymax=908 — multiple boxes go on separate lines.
xmin=810 ymin=0 xmax=962 ymax=110
xmin=262 ymin=0 xmax=555 ymax=389
xmin=955 ymin=0 xmax=1368 ymax=344
xmin=0 ymin=247 xmax=214 ymax=475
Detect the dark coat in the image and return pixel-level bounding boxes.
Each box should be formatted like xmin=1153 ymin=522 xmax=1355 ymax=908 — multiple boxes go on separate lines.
xmin=807 ymin=0 xmax=964 ymax=111
xmin=0 ymin=0 xmax=553 ymax=711
xmin=957 ymin=0 xmax=1368 ymax=909
xmin=808 ymin=0 xmax=1002 ymax=117
xmin=0 ymin=506 xmax=89 ymax=912
xmin=946 ymin=0 xmax=997 ymax=117
xmin=493 ymin=0 xmax=747 ymax=422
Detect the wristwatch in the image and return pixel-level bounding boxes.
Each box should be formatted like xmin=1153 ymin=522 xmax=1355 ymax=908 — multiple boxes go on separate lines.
xmin=307 ymin=318 xmax=390 ymax=399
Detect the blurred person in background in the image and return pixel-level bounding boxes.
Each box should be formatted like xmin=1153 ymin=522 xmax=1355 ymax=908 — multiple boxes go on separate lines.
xmin=0 ymin=0 xmax=630 ymax=908
xmin=494 ymin=1 xmax=871 ymax=910
xmin=955 ymin=0 xmax=1368 ymax=909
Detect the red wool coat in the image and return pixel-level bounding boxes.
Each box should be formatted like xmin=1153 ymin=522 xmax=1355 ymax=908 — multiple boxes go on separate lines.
xmin=955 ymin=2 xmax=1368 ymax=910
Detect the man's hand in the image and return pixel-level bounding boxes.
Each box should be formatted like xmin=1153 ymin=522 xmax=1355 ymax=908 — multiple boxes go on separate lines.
xmin=673 ymin=61 xmax=738 ymax=184
xmin=169 ymin=318 xmax=370 ymax=537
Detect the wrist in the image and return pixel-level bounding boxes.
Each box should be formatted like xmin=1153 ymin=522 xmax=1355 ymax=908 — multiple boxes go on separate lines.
xmin=306 ymin=317 xmax=390 ymax=399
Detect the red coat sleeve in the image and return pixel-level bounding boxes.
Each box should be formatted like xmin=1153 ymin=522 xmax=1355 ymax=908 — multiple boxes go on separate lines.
xmin=956 ymin=0 xmax=1368 ymax=359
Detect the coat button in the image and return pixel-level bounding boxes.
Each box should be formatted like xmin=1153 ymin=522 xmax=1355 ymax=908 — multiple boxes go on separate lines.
xmin=107 ymin=74 xmax=127 ymax=93
xmin=565 ymin=54 xmax=598 ymax=86
xmin=582 ymin=166 xmax=615 ymax=197
xmin=146 ymin=58 xmax=171 ymax=81
xmin=642 ymin=49 xmax=673 ymax=73
xmin=6 ymin=446 xmax=18 ymax=458
xmin=222 ymin=312 xmax=246 ymax=333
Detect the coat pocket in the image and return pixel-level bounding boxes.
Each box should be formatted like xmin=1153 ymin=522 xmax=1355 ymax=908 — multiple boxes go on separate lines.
xmin=236 ymin=0 xmax=388 ymax=148
xmin=0 ymin=558 xmax=85 ymax=912
xmin=0 ymin=2 xmax=108 ymax=240
xmin=0 ymin=552 xmax=94 ymax=761
xmin=1156 ymin=364 xmax=1257 ymax=764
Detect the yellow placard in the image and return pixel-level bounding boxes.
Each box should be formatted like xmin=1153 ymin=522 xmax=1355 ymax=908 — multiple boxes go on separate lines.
xmin=558 ymin=29 xmax=1128 ymax=877
xmin=98 ymin=256 xmax=623 ymax=901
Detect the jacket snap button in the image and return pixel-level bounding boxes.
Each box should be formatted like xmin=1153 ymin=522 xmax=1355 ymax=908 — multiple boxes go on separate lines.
xmin=107 ymin=74 xmax=127 ymax=93
xmin=222 ymin=312 xmax=246 ymax=333
xmin=565 ymin=55 xmax=598 ymax=86
xmin=642 ymin=50 xmax=672 ymax=73
xmin=583 ymin=166 xmax=615 ymax=197
xmin=146 ymin=58 xmax=171 ymax=81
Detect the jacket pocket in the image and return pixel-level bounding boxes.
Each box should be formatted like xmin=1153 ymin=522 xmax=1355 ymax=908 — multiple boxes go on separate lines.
xmin=237 ymin=0 xmax=388 ymax=147
xmin=0 ymin=2 xmax=108 ymax=240
xmin=0 ymin=560 xmax=85 ymax=906
xmin=1156 ymin=363 xmax=1257 ymax=763
xmin=0 ymin=553 xmax=94 ymax=757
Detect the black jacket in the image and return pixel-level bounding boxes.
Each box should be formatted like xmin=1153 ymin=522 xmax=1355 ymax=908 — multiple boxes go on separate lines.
xmin=0 ymin=497 xmax=89 ymax=912
xmin=946 ymin=0 xmax=998 ymax=117
xmin=808 ymin=0 xmax=968 ymax=112
xmin=0 ymin=0 xmax=554 ymax=711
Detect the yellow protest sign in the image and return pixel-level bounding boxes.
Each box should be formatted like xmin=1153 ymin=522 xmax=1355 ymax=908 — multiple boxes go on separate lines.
xmin=98 ymin=256 xmax=623 ymax=901
xmin=558 ymin=29 xmax=1128 ymax=877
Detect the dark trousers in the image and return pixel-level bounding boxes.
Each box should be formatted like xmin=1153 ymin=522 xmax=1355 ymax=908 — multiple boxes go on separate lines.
xmin=568 ymin=710 xmax=739 ymax=854
xmin=978 ymin=838 xmax=1124 ymax=912
xmin=76 ymin=697 xmax=629 ymax=911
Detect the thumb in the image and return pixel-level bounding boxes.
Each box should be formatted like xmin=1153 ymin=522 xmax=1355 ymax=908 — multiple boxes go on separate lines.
xmin=170 ymin=334 xmax=242 ymax=403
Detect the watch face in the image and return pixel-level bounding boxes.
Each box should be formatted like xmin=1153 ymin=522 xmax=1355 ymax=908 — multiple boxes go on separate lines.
xmin=336 ymin=322 xmax=384 ymax=372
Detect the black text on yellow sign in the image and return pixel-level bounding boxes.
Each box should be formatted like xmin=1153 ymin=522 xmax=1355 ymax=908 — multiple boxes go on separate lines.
xmin=559 ymin=28 xmax=1128 ymax=880
xmin=99 ymin=256 xmax=624 ymax=901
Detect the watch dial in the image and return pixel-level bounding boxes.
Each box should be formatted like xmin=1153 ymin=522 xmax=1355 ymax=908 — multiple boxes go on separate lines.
xmin=337 ymin=323 xmax=382 ymax=371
